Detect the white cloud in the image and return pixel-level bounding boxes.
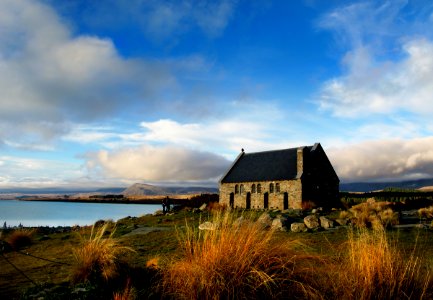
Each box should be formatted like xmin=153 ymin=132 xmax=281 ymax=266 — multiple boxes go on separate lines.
xmin=0 ymin=0 xmax=212 ymax=149
xmin=327 ymin=137 xmax=433 ymax=182
xmin=318 ymin=39 xmax=433 ymax=117
xmin=0 ymin=155 xmax=85 ymax=188
xmin=85 ymin=145 xmax=230 ymax=182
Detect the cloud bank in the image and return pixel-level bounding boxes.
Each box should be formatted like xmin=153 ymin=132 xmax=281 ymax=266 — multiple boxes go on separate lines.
xmin=328 ymin=137 xmax=433 ymax=182
xmin=85 ymin=145 xmax=231 ymax=182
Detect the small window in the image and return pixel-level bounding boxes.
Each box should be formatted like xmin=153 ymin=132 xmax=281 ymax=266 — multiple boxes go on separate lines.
xmin=276 ymin=183 xmax=280 ymax=193
xmin=235 ymin=184 xmax=239 ymax=194
xmin=257 ymin=184 xmax=262 ymax=193
xmin=251 ymin=184 xmax=256 ymax=193
xmin=269 ymin=183 xmax=274 ymax=193
xmin=240 ymin=184 xmax=244 ymax=194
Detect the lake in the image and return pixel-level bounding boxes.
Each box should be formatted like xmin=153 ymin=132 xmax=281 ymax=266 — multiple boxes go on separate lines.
xmin=0 ymin=200 xmax=160 ymax=227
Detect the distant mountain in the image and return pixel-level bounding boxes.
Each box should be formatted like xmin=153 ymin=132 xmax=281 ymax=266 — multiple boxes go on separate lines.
xmin=122 ymin=183 xmax=218 ymax=196
xmin=340 ymin=178 xmax=433 ymax=192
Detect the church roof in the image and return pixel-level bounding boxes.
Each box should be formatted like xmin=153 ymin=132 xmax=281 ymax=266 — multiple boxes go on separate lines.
xmin=220 ymin=145 xmax=313 ymax=183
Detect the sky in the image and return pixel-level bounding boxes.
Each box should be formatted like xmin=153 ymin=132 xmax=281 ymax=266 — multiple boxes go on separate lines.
xmin=1 ymin=0 xmax=433 ymax=189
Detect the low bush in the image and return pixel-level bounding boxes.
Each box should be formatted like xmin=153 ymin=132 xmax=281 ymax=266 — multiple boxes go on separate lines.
xmin=349 ymin=199 xmax=399 ymax=229
xmin=418 ymin=206 xmax=433 ymax=219
xmin=7 ymin=229 xmax=34 ymax=250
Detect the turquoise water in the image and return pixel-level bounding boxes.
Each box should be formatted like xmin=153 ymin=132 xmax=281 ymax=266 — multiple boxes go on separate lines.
xmin=0 ymin=200 xmax=160 ymax=227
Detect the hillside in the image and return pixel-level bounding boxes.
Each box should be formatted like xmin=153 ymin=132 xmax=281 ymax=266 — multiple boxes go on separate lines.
xmin=340 ymin=178 xmax=433 ymax=192
xmin=122 ymin=183 xmax=218 ymax=196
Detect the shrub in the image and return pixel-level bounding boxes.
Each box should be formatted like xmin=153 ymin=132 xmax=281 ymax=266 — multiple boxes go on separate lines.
xmin=336 ymin=228 xmax=431 ymax=299
xmin=160 ymin=211 xmax=321 ymax=299
xmin=418 ymin=206 xmax=433 ymax=219
xmin=71 ymin=223 xmax=132 ymax=284
xmin=349 ymin=199 xmax=398 ymax=229
xmin=7 ymin=229 xmax=34 ymax=250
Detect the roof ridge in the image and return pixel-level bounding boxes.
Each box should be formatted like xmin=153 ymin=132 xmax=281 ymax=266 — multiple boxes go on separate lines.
xmin=244 ymin=145 xmax=313 ymax=155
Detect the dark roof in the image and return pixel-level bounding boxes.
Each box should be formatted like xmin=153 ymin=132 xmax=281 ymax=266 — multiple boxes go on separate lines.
xmin=220 ymin=146 xmax=313 ymax=183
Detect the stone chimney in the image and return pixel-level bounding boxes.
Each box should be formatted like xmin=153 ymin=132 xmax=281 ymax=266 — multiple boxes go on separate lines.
xmin=296 ymin=146 xmax=305 ymax=178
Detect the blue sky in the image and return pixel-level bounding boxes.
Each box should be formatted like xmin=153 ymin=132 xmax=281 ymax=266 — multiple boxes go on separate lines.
xmin=1 ymin=0 xmax=433 ymax=189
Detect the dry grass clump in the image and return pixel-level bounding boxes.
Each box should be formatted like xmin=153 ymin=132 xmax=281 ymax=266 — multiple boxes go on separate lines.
xmin=336 ymin=228 xmax=431 ymax=299
xmin=160 ymin=211 xmax=321 ymax=299
xmin=7 ymin=229 xmax=34 ymax=250
xmin=71 ymin=223 xmax=132 ymax=284
xmin=418 ymin=206 xmax=433 ymax=219
xmin=349 ymin=199 xmax=399 ymax=229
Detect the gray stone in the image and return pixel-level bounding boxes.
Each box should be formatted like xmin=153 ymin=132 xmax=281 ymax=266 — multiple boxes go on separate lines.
xmin=304 ymin=215 xmax=320 ymax=229
xmin=319 ymin=216 xmax=334 ymax=229
xmin=291 ymin=222 xmax=307 ymax=233
xmin=257 ymin=212 xmax=273 ymax=229
xmin=335 ymin=218 xmax=348 ymax=226
xmin=271 ymin=218 xmax=287 ymax=231
xmin=233 ymin=216 xmax=245 ymax=228
xmin=198 ymin=221 xmax=218 ymax=231
xmin=153 ymin=210 xmax=164 ymax=216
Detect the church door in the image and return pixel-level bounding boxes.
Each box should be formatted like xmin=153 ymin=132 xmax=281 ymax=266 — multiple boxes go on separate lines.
xmin=283 ymin=192 xmax=289 ymax=210
xmin=246 ymin=192 xmax=251 ymax=209
xmin=229 ymin=193 xmax=234 ymax=209
xmin=264 ymin=192 xmax=269 ymax=209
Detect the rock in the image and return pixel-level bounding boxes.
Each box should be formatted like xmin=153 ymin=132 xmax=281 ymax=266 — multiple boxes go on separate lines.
xmin=304 ymin=215 xmax=320 ymax=229
xmin=291 ymin=223 xmax=307 ymax=233
xmin=311 ymin=209 xmax=317 ymax=214
xmin=233 ymin=216 xmax=245 ymax=228
xmin=335 ymin=218 xmax=348 ymax=226
xmin=257 ymin=212 xmax=273 ymax=229
xmin=199 ymin=221 xmax=218 ymax=231
xmin=199 ymin=203 xmax=207 ymax=211
xmin=271 ymin=218 xmax=287 ymax=231
xmin=320 ymin=216 xmax=334 ymax=229
xmin=153 ymin=210 xmax=164 ymax=216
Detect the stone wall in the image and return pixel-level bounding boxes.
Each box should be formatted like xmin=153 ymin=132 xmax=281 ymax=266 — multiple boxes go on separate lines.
xmin=219 ymin=179 xmax=302 ymax=210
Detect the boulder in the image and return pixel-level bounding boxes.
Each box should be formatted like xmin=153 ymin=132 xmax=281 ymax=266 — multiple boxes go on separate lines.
xmin=291 ymin=223 xmax=307 ymax=233
xmin=198 ymin=221 xmax=218 ymax=231
xmin=233 ymin=216 xmax=245 ymax=228
xmin=319 ymin=216 xmax=334 ymax=229
xmin=335 ymin=218 xmax=348 ymax=226
xmin=257 ymin=212 xmax=273 ymax=229
xmin=153 ymin=210 xmax=164 ymax=216
xmin=199 ymin=203 xmax=207 ymax=211
xmin=304 ymin=215 xmax=320 ymax=229
xmin=271 ymin=218 xmax=287 ymax=231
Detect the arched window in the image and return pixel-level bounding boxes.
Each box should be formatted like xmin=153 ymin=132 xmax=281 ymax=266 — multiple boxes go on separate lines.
xmin=251 ymin=184 xmax=256 ymax=193
xmin=257 ymin=184 xmax=262 ymax=194
xmin=240 ymin=184 xmax=244 ymax=194
xmin=276 ymin=183 xmax=280 ymax=193
xmin=269 ymin=183 xmax=274 ymax=193
xmin=235 ymin=184 xmax=239 ymax=194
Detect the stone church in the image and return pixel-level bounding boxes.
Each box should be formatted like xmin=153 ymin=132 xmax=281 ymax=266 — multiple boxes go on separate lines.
xmin=219 ymin=143 xmax=339 ymax=210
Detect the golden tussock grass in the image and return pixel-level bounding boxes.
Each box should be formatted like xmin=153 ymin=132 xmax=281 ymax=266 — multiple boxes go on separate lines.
xmin=160 ymin=211 xmax=323 ymax=299
xmin=349 ymin=199 xmax=399 ymax=229
xmin=335 ymin=227 xmax=431 ymax=300
xmin=71 ymin=223 xmax=133 ymax=284
xmin=419 ymin=206 xmax=433 ymax=219
xmin=7 ymin=229 xmax=34 ymax=250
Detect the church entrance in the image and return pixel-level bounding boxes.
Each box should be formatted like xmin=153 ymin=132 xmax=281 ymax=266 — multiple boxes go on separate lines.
xmin=283 ymin=192 xmax=289 ymax=210
xmin=246 ymin=192 xmax=251 ymax=209
xmin=264 ymin=192 xmax=269 ymax=209
xmin=229 ymin=193 xmax=234 ymax=209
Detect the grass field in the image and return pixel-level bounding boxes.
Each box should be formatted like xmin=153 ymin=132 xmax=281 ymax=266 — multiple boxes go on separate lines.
xmin=1 ymin=208 xmax=433 ymax=299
